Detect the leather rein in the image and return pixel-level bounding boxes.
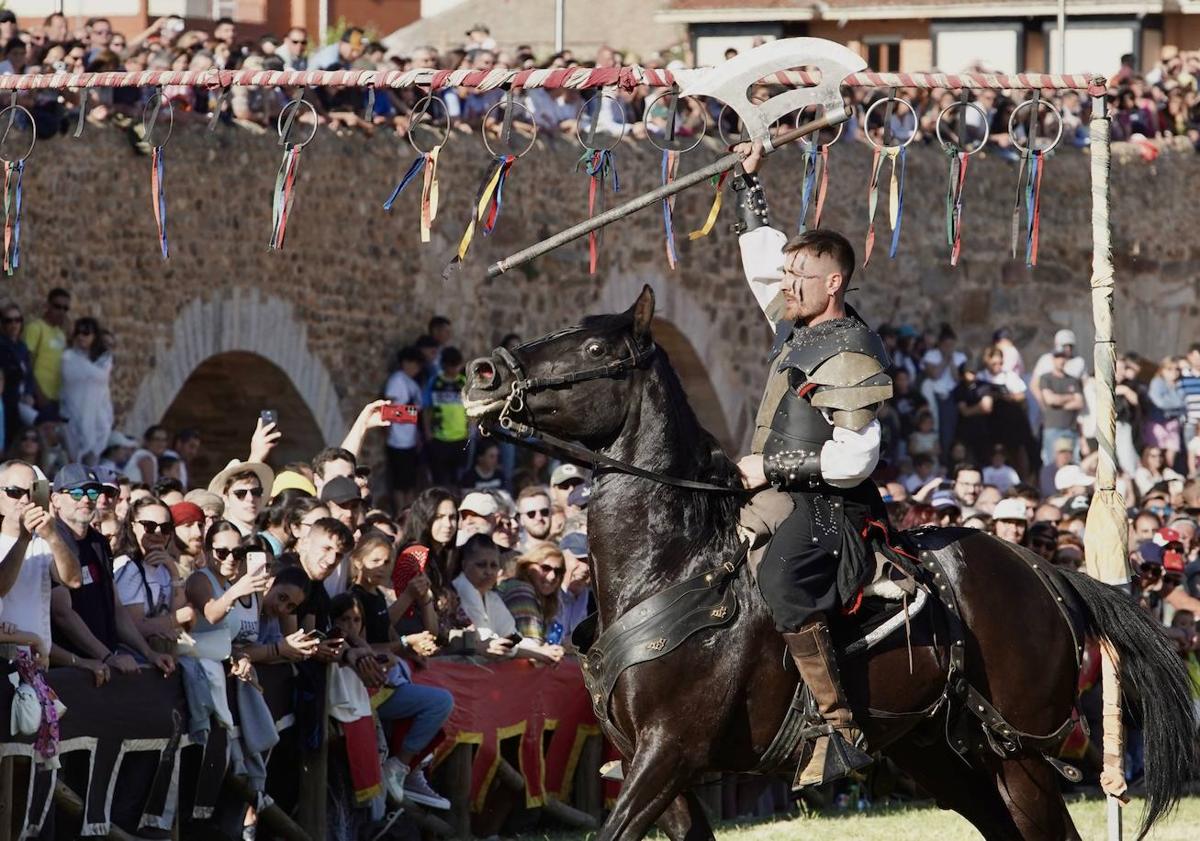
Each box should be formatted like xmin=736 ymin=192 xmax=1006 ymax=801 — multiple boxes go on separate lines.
xmin=482 ymin=332 xmax=754 ymax=496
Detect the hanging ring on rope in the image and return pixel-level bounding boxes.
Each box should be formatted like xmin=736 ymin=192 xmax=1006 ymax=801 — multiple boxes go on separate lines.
xmin=1008 ymin=98 xmax=1064 ymax=154
xmin=575 ymin=93 xmax=627 ymax=152
xmin=795 ymin=105 xmax=844 ymax=150
xmin=407 ymin=94 xmax=450 ymax=155
xmin=863 ymin=95 xmax=918 ymax=150
xmin=276 ymin=97 xmax=318 ymax=148
xmin=482 ymin=97 xmax=536 ymax=158
xmin=935 ymin=101 xmax=990 ymax=156
xmin=0 ymin=104 xmax=35 ymax=163
xmin=643 ymin=88 xmax=706 ymax=154
xmin=141 ymin=90 xmax=175 ymax=148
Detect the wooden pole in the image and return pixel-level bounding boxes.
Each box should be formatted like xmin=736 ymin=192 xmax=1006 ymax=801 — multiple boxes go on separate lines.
xmin=52 ymin=782 xmax=138 ymax=841
xmin=440 ymin=743 xmax=474 ymax=839
xmin=494 ymin=758 xmax=598 ymax=830
xmin=573 ymin=735 xmax=603 ymax=819
xmin=1082 ymin=77 xmax=1128 ymax=841
xmin=222 ymin=775 xmax=313 ymax=841
xmin=296 ymin=663 xmax=330 ymax=840
xmin=0 ymin=756 xmax=13 ymax=841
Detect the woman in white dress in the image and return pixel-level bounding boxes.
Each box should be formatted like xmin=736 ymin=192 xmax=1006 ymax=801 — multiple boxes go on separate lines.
xmin=60 ymin=317 xmax=114 ymax=465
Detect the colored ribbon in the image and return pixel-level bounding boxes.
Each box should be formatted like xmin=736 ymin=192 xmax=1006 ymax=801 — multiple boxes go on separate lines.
xmin=661 ymin=149 xmax=679 ymax=270
xmin=383 ymin=147 xmax=440 ymax=243
xmin=151 ymin=145 xmax=169 ymax=260
xmin=578 ymin=148 xmax=619 ymax=274
xmin=687 ymin=168 xmax=730 ymax=241
xmin=944 ymin=149 xmax=969 ymax=267
xmin=863 ymin=146 xmax=906 ymax=267
xmin=453 ymin=154 xmax=517 ymax=264
xmin=796 ymin=145 xmax=829 ymax=232
xmin=269 ymin=143 xmax=303 ymax=251
xmin=1010 ymin=149 xmax=1045 ymax=267
xmin=2 ymin=159 xmax=23 ymax=276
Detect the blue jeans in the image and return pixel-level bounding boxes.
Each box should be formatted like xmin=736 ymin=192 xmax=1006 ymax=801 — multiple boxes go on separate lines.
xmin=376 ymin=682 xmax=454 ymax=755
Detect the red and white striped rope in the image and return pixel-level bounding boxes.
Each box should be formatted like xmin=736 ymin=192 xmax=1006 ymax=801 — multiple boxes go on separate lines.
xmin=0 ymin=66 xmax=1103 ymax=93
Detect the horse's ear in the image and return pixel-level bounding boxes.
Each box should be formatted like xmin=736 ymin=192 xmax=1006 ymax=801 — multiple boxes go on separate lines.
xmin=631 ymin=285 xmax=655 ymax=341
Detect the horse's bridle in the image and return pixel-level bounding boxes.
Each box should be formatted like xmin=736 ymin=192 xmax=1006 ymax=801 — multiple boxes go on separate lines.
xmin=481 ymin=329 xmax=752 ymax=495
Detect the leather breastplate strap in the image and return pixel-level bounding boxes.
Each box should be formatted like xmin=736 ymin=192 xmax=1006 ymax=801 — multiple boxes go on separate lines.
xmin=573 ymin=543 xmax=749 ymax=753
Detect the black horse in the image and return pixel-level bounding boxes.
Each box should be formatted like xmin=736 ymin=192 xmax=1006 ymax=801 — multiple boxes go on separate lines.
xmin=463 ymin=287 xmax=1193 ymax=841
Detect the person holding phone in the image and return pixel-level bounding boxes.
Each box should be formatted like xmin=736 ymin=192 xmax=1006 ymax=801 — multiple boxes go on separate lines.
xmin=112 ymin=496 xmax=189 ymax=653
xmin=183 ymin=521 xmax=271 ymax=660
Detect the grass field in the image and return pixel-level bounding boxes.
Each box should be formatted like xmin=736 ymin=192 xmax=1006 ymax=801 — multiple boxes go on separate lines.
xmin=683 ymin=796 xmax=1199 ymax=840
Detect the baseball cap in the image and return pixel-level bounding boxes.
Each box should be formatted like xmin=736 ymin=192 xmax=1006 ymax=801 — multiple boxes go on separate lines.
xmin=170 ymin=501 xmax=204 ymax=527
xmin=459 ymin=491 xmax=499 ymax=517
xmin=1054 ymin=465 xmax=1095 ymax=492
xmin=551 ymin=463 xmax=586 ymax=487
xmin=53 ymin=463 xmax=100 ymax=492
xmin=567 ymin=483 xmax=592 ymax=508
xmin=560 ymin=531 xmax=589 ymax=557
xmin=1137 ymin=540 xmax=1164 ymax=566
xmin=92 ymin=465 xmax=120 ymax=491
xmin=992 ymin=498 xmax=1027 ymax=522
xmin=1054 ymin=329 xmax=1077 ymax=350
xmin=931 ymin=490 xmax=961 ymax=511
xmin=106 ymin=430 xmax=138 ymax=449
xmin=1154 ymin=527 xmax=1184 ymax=547
xmin=185 ymin=489 xmax=224 ymax=517
xmin=1062 ymin=495 xmax=1091 ymax=516
xmin=1052 ymin=438 xmax=1075 ymax=454
xmin=319 ymin=476 xmax=361 ymax=506
xmin=271 ymin=469 xmax=316 ymax=499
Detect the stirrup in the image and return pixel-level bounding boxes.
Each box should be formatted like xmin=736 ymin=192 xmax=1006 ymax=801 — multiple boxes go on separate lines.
xmin=793 ymin=729 xmax=873 ymax=789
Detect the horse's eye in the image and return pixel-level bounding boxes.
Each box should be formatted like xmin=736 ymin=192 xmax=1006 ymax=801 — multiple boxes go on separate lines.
xmin=585 ymin=342 xmax=606 ymax=359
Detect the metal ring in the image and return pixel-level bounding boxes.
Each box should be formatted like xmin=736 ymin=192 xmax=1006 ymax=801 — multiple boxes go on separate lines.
xmin=0 ymin=105 xmax=35 ymax=163
xmin=934 ymin=101 xmax=990 ymax=156
xmin=141 ymin=91 xmax=174 ymax=148
xmin=863 ymin=95 xmax=918 ymax=150
xmin=276 ymin=98 xmax=318 ymax=148
xmin=575 ymin=93 xmax=627 ymax=152
xmin=642 ymin=89 xmax=706 ymax=154
xmin=1007 ymin=97 xmax=1064 ymax=155
xmin=407 ymin=94 xmax=450 ymax=156
xmin=482 ymin=97 xmax=537 ymax=158
xmin=795 ymin=106 xmax=844 ymax=150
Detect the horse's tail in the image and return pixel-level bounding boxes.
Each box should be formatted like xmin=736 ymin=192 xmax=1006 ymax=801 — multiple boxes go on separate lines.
xmin=1058 ymin=568 xmax=1195 ymax=838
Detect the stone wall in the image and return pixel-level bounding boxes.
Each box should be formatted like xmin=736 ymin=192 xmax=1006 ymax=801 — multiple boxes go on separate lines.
xmin=7 ymin=122 xmax=1196 ymax=462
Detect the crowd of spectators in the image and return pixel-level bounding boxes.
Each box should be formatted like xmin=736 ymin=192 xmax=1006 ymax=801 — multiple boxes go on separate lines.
xmin=1 ymin=12 xmax=1198 ymax=156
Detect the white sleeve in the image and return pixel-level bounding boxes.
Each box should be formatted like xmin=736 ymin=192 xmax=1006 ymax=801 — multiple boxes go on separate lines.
xmin=738 ymin=226 xmax=789 ymax=320
xmin=820 ymin=420 xmax=882 ymax=489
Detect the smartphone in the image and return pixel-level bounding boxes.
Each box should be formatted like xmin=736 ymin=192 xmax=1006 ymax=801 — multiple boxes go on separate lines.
xmin=380 ymin=403 xmax=418 ymax=424
xmin=31 ymin=478 xmax=49 ymax=511
xmin=260 ymin=409 xmax=278 ymax=426
xmin=505 ymin=632 xmax=522 ymax=645
xmin=246 ymin=551 xmax=268 ymax=577
xmin=306 ymin=628 xmax=328 ymax=641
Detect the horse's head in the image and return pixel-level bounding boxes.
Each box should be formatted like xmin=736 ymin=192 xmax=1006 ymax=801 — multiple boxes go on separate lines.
xmin=464 ymin=285 xmax=656 ymax=444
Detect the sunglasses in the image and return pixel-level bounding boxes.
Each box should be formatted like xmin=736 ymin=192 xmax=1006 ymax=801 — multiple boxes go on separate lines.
xmin=232 ymin=487 xmax=264 ymax=500
xmin=290 ymin=38 xmax=308 ymax=45
xmin=0 ymin=485 xmax=28 ymax=500
xmin=556 ymin=480 xmax=583 ymax=489
xmin=211 ymin=546 xmax=236 ymax=560
xmin=537 ymin=563 xmax=564 ymax=576
xmin=51 ymin=303 xmax=69 ymax=312
xmin=137 ymin=520 xmax=171 ymax=534
xmin=521 ymin=508 xmax=550 ymax=519
xmin=64 ymin=487 xmax=100 ymax=502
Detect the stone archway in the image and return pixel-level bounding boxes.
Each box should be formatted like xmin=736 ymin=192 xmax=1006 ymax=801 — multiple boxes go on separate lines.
xmin=595 ymin=273 xmax=751 ymax=452
xmin=124 ymin=290 xmax=346 ymax=478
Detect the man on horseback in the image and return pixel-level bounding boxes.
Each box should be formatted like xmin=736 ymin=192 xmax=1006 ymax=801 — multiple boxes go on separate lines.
xmin=733 ymin=140 xmax=893 ymax=789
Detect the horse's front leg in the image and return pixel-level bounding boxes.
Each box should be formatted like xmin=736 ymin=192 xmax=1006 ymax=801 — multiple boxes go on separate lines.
xmin=655 ymin=789 xmax=716 ymax=841
xmin=599 ymin=734 xmax=698 ymax=841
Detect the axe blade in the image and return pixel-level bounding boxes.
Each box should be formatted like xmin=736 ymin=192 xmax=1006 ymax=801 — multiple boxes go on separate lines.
xmin=677 ymin=37 xmax=866 ymax=147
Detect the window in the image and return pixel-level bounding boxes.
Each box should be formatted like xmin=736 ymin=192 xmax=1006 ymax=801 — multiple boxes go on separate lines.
xmin=866 ymin=40 xmax=901 ymax=73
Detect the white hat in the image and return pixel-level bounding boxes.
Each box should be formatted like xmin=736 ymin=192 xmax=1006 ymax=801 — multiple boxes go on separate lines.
xmin=208 ymin=459 xmax=275 ymax=497
xmin=1054 ymin=329 xmax=1077 ymax=351
xmin=992 ymin=498 xmax=1028 ymax=522
xmin=551 ymin=462 xmax=586 ymax=487
xmin=1055 ymin=464 xmax=1095 ymax=492
xmin=459 ymin=491 xmax=498 ymax=516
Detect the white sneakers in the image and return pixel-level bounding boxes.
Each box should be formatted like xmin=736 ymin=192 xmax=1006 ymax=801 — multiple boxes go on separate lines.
xmin=383 ymin=757 xmax=410 ymax=805
xmin=404 ymin=768 xmax=451 ymax=810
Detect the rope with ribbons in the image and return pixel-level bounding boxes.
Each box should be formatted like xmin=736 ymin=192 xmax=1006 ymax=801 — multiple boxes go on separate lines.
xmin=795 ymin=116 xmax=840 ymax=232
xmin=0 ymin=98 xmax=34 ymax=276
xmin=574 ymin=93 xmax=625 ymax=274
xmin=1010 ymin=94 xmax=1064 ymax=268
xmin=269 ymin=95 xmax=317 ymax=251
xmin=862 ymin=93 xmax=915 ymax=267
xmin=383 ymin=95 xmax=448 ymax=243
xmin=645 ymin=87 xmax=705 ymax=271
xmin=144 ymin=91 xmax=174 ymax=260
xmin=936 ymin=95 xmax=990 ymax=267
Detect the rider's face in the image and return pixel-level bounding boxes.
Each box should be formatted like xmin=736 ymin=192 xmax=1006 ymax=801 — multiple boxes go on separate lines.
xmin=781 ymin=250 xmax=840 ymax=322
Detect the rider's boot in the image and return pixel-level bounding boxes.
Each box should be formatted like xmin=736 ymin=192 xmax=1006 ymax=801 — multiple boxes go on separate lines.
xmin=784 ymin=618 xmax=872 ymax=789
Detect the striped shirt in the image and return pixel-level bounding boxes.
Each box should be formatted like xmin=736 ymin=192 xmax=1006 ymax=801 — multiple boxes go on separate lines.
xmin=1179 ymin=365 xmax=1200 ymax=425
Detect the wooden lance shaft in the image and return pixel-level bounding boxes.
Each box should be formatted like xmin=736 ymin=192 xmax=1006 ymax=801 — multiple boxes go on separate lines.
xmin=485 ymin=110 xmax=847 ymax=278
